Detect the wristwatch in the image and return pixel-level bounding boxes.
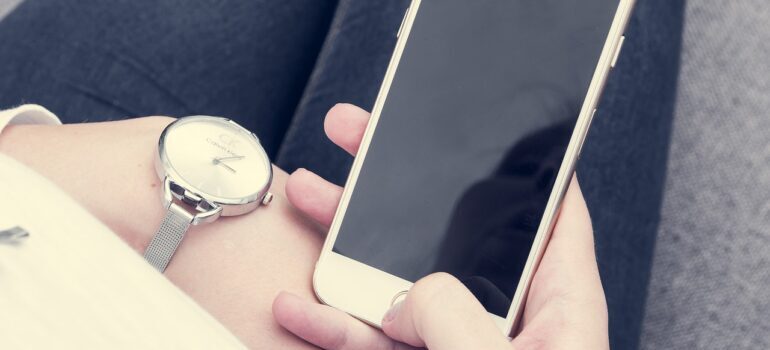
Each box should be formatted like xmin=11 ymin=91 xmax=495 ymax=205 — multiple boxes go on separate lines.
xmin=143 ymin=116 xmax=273 ymax=272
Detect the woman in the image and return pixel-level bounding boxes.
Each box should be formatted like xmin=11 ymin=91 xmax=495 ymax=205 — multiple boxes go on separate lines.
xmin=0 ymin=0 xmax=682 ymax=348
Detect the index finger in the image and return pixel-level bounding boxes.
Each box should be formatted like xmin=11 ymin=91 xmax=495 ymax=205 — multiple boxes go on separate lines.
xmin=324 ymin=103 xmax=370 ymax=156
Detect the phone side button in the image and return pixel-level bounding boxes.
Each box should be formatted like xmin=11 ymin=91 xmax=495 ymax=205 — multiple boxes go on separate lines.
xmin=391 ymin=290 xmax=409 ymax=306
xmin=577 ymin=109 xmax=597 ymax=157
xmin=611 ymin=36 xmax=625 ymax=69
xmin=396 ymin=7 xmax=410 ymax=38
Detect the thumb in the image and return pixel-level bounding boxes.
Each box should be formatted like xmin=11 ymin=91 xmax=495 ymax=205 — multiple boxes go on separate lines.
xmin=381 ymin=273 xmax=510 ymax=350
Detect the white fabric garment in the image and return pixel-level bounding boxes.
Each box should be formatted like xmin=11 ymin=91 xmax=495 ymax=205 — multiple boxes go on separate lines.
xmin=0 ymin=104 xmax=61 ymax=129
xmin=0 ymin=105 xmax=245 ymax=349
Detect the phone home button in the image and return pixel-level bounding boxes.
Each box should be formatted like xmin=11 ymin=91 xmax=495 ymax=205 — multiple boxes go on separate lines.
xmin=391 ymin=290 xmax=409 ymax=306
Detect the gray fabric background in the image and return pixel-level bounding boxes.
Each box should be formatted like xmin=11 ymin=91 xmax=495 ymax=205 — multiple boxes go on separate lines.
xmin=640 ymin=1 xmax=770 ymax=349
xmin=1 ymin=0 xmax=767 ymax=348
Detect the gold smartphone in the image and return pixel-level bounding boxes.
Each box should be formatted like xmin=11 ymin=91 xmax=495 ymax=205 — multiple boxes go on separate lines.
xmin=314 ymin=0 xmax=635 ymax=336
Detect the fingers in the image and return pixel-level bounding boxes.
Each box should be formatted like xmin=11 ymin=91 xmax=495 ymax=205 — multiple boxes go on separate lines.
xmin=273 ymin=292 xmax=417 ymax=350
xmin=285 ymin=104 xmax=370 ymax=227
xmin=515 ymin=175 xmax=608 ymax=348
xmin=548 ymin=175 xmax=607 ymax=318
xmin=530 ymin=176 xmax=603 ymax=308
xmin=545 ymin=176 xmax=602 ymax=295
xmin=324 ymin=103 xmax=370 ymax=156
xmin=381 ymin=273 xmax=511 ymax=350
xmin=285 ymin=168 xmax=343 ymax=227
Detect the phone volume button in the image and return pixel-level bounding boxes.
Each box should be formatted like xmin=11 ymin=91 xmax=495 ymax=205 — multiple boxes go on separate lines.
xmin=397 ymin=7 xmax=410 ymax=38
xmin=611 ymin=36 xmax=625 ymax=68
xmin=577 ymin=109 xmax=597 ymax=157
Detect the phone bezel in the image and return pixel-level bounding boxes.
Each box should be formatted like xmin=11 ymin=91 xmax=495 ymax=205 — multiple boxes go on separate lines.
xmin=313 ymin=0 xmax=637 ymax=336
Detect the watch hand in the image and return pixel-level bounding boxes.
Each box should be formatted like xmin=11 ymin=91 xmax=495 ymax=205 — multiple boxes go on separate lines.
xmin=213 ymin=155 xmax=245 ymax=162
xmin=212 ymin=158 xmax=237 ymax=173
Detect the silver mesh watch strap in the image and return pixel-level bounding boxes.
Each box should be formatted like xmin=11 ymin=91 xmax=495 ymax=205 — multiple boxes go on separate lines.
xmin=144 ymin=203 xmax=194 ymax=272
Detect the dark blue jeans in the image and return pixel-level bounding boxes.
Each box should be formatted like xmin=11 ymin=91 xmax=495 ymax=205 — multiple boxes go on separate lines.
xmin=0 ymin=1 xmax=684 ymax=349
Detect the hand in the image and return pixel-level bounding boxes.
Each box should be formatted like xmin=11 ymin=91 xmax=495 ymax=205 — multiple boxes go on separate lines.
xmin=273 ymin=103 xmax=609 ymax=349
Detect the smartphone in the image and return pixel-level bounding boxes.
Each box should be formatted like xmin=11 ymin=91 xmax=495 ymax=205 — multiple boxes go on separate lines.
xmin=314 ymin=0 xmax=634 ymax=335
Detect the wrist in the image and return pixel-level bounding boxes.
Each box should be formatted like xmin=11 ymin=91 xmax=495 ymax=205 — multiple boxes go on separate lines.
xmin=0 ymin=117 xmax=175 ymax=249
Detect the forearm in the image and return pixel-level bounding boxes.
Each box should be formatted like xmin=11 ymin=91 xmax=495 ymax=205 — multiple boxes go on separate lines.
xmin=0 ymin=118 xmax=169 ymax=247
xmin=0 ymin=119 xmax=322 ymax=348
xmin=163 ymin=172 xmax=323 ymax=348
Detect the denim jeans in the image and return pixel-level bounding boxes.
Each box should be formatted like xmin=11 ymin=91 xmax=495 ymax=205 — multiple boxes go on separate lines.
xmin=0 ymin=1 xmax=684 ymax=348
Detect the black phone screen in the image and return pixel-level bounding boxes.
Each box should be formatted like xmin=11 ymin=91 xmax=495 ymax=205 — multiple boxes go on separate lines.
xmin=332 ymin=0 xmax=619 ymax=317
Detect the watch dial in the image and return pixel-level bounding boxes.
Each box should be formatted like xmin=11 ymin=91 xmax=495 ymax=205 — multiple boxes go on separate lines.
xmin=162 ymin=117 xmax=271 ymax=201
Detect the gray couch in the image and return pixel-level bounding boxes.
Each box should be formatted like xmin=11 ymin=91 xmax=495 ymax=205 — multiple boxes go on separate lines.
xmin=641 ymin=2 xmax=770 ymax=348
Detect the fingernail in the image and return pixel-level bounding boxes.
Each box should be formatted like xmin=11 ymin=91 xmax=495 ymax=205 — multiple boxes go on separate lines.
xmin=383 ymin=301 xmax=403 ymax=323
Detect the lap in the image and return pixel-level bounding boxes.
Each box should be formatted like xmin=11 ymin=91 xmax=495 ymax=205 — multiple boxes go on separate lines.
xmin=0 ymin=0 xmax=336 ymax=155
xmin=579 ymin=1 xmax=685 ymax=348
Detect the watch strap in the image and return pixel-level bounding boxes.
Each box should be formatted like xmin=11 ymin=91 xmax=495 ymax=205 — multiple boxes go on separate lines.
xmin=144 ymin=202 xmax=194 ymax=272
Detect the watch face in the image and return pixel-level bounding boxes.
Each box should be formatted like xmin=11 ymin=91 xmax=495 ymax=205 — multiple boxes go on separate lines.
xmin=160 ymin=116 xmax=271 ymax=203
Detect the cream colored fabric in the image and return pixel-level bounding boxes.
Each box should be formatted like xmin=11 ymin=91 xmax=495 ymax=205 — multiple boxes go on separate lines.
xmin=0 ymin=104 xmax=61 ymax=131
xmin=0 ymin=106 xmax=244 ymax=349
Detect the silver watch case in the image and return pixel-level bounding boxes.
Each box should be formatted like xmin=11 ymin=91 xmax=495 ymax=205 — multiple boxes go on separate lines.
xmin=154 ymin=116 xmax=274 ymax=226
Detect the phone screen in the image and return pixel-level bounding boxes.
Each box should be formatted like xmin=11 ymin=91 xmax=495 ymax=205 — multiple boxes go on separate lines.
xmin=332 ymin=0 xmax=619 ymax=317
